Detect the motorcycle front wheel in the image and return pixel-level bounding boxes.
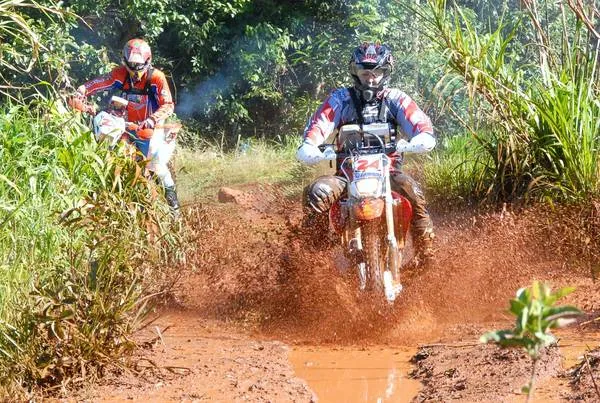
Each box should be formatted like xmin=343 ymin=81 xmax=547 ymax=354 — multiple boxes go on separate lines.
xmin=361 ymin=219 xmax=386 ymax=296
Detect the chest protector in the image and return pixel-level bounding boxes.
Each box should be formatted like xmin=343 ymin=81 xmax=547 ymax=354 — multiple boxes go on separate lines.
xmin=335 ymin=88 xmax=400 ymax=170
xmin=348 ymin=87 xmax=394 ymax=126
xmin=343 ymin=87 xmax=398 ymax=147
xmin=120 ymin=68 xmax=155 ymax=122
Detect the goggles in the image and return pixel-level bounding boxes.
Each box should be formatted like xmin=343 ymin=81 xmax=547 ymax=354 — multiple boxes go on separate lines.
xmin=125 ymin=60 xmax=149 ymax=72
xmin=357 ymin=68 xmax=385 ymax=79
xmin=124 ymin=60 xmax=149 ymax=82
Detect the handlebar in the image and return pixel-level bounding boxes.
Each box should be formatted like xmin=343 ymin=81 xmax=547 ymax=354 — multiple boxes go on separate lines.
xmin=318 ymin=130 xmax=399 ymax=157
xmin=69 ymin=97 xmax=182 ymax=137
xmin=126 ymin=123 xmax=181 ymax=139
xmin=126 ymin=122 xmax=182 ymax=140
xmin=318 ymin=142 xmax=397 ymax=158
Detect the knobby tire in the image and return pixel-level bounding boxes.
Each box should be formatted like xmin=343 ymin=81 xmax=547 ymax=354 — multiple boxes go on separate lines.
xmin=362 ymin=220 xmax=385 ymax=296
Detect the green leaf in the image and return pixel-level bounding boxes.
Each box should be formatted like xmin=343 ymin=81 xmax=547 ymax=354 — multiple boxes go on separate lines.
xmin=552 ymin=286 xmax=576 ymax=301
xmin=544 ymin=305 xmax=582 ymax=322
xmin=519 ymin=306 xmax=529 ymax=331
xmin=517 ymin=286 xmax=530 ymax=304
xmin=483 ymin=281 xmax=582 ymax=360
xmin=509 ymin=298 xmax=526 ymax=315
xmin=531 ymin=280 xmax=543 ymax=300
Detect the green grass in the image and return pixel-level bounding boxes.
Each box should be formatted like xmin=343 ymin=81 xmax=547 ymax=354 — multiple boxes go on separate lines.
xmin=175 ymin=136 xmax=318 ymax=203
xmin=418 ymin=0 xmax=600 ymax=202
xmin=423 ymin=132 xmax=493 ymax=203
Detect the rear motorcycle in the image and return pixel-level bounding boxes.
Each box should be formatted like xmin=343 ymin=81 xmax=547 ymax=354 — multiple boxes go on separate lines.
xmin=68 ymin=95 xmax=180 ymax=155
xmin=320 ymin=123 xmax=413 ymax=303
xmin=69 ymin=95 xmax=182 ymax=233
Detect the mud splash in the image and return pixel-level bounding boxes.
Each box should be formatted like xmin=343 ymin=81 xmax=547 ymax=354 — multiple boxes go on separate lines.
xmin=181 ymin=187 xmax=600 ymax=400
xmin=78 ymin=185 xmax=600 ymax=402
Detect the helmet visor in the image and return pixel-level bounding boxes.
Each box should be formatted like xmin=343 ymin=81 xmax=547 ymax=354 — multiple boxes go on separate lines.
xmin=124 ymin=60 xmax=149 ymax=82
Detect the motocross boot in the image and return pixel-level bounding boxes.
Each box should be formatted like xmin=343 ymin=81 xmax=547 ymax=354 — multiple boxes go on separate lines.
xmin=390 ymin=172 xmax=435 ymax=266
xmin=164 ymin=185 xmax=181 ymax=218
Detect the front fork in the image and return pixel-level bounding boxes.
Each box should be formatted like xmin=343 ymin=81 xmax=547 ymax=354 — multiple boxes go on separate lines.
xmin=345 ymin=220 xmax=400 ymax=298
xmin=343 ymin=205 xmax=401 ymax=293
xmin=338 ymin=158 xmax=401 ymax=297
xmin=344 ymin=225 xmax=367 ymax=290
xmin=383 ymin=159 xmax=401 ymax=282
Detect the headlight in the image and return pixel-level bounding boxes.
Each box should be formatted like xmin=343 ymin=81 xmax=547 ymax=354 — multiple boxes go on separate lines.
xmin=352 ymin=177 xmax=382 ymax=197
xmin=351 ymin=198 xmax=385 ymax=221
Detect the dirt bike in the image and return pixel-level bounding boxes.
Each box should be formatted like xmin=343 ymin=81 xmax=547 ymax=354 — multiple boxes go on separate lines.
xmin=319 ymin=123 xmax=413 ymax=303
xmin=68 ymin=95 xmax=180 ymax=152
xmin=69 ymin=94 xmax=183 ymax=232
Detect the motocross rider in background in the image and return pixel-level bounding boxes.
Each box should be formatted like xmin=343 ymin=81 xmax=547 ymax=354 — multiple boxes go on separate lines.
xmin=75 ymin=38 xmax=180 ymax=213
xmin=296 ymin=42 xmax=436 ymax=264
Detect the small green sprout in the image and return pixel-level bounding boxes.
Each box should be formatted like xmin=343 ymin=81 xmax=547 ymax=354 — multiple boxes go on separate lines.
xmin=481 ymin=281 xmax=581 ymax=401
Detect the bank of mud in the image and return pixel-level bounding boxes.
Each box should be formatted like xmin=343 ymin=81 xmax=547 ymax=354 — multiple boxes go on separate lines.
xmin=79 ymin=312 xmax=315 ymax=402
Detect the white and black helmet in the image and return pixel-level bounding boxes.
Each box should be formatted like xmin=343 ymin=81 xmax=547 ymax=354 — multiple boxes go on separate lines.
xmin=349 ymin=42 xmax=394 ymax=90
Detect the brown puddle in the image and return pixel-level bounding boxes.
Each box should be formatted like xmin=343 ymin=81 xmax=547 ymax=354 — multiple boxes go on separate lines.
xmin=555 ymin=329 xmax=600 ymax=368
xmin=290 ymin=346 xmax=420 ymax=402
xmin=291 ymin=331 xmax=600 ymax=402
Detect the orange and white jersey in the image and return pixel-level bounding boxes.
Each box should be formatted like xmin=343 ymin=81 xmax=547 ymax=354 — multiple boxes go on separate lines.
xmin=80 ymin=65 xmax=174 ymax=124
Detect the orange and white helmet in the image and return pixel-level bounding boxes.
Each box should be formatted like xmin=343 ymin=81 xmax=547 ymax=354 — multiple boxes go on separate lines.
xmin=122 ymin=38 xmax=152 ymax=82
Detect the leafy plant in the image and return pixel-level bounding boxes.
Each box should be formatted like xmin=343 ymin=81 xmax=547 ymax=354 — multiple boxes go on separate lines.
xmin=422 ymin=132 xmax=492 ymax=203
xmin=417 ymin=0 xmax=600 ymax=202
xmin=0 ymin=0 xmax=82 ymax=99
xmin=0 ymin=100 xmax=183 ymax=398
xmin=481 ymin=281 xmax=581 ymax=402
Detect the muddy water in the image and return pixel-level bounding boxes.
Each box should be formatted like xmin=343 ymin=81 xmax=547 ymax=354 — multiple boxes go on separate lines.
xmin=291 ymin=331 xmax=600 ymax=403
xmin=555 ymin=330 xmax=600 ymax=368
xmin=290 ymin=346 xmax=420 ymax=402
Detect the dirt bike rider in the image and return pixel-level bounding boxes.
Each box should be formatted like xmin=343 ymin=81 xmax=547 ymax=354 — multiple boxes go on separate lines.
xmin=296 ymin=42 xmax=436 ymax=264
xmin=74 ymin=38 xmax=180 ymax=212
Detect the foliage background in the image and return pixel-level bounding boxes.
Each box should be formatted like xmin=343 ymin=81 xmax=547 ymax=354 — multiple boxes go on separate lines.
xmin=39 ymin=0 xmax=596 ymax=203
xmin=51 ymin=0 xmax=451 ymax=144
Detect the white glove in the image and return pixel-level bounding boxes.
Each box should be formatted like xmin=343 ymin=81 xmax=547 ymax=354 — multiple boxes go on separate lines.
xmin=140 ymin=117 xmax=156 ymax=129
xmin=296 ymin=142 xmax=324 ymax=165
xmin=396 ymin=133 xmax=436 ymax=154
xmin=396 ymin=139 xmax=411 ymax=153
xmin=322 ymin=146 xmax=337 ymax=160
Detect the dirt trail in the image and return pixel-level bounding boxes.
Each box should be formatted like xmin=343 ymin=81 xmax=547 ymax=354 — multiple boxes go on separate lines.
xmin=82 ymin=185 xmax=600 ymax=402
